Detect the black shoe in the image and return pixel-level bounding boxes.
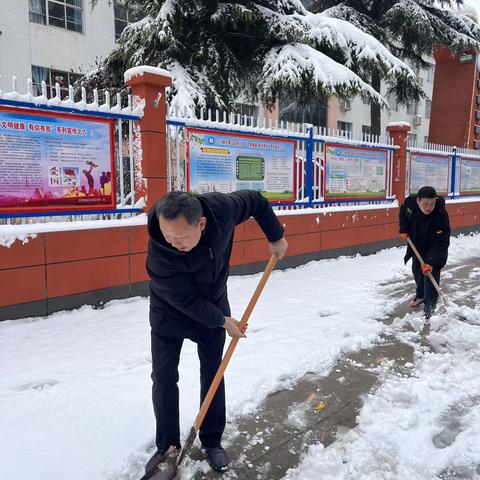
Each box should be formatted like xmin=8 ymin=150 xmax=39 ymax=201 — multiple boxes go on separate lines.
xmin=205 ymin=445 xmax=229 ymax=472
xmin=145 ymin=448 xmax=167 ymax=474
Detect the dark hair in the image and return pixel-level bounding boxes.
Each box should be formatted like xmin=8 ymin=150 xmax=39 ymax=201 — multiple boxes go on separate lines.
xmin=155 ymin=191 xmax=203 ymax=225
xmin=417 ymin=186 xmax=437 ymax=199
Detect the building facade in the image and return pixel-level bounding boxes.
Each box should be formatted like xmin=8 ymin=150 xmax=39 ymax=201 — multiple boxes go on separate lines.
xmin=429 ymin=48 xmax=480 ymax=149
xmin=328 ymin=63 xmax=435 ymax=144
xmin=1 ymin=1 xmax=434 ymax=144
xmin=0 ymin=0 xmax=135 ymax=96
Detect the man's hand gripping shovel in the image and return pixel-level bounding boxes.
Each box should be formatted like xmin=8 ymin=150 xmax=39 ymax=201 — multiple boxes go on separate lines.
xmin=140 ymin=254 xmax=278 ymax=480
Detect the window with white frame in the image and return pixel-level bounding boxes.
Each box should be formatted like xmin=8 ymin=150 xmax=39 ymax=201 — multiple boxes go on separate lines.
xmin=362 ymin=125 xmax=372 ymax=141
xmin=425 ymin=99 xmax=432 ymax=119
xmin=407 ymin=101 xmax=418 ymax=115
xmin=337 ymin=121 xmax=352 ymax=136
xmin=29 ymin=0 xmax=83 ymax=33
xmin=32 ymin=65 xmax=82 ymax=98
xmin=114 ymin=0 xmax=140 ymax=40
xmin=386 ymin=93 xmax=398 ymax=112
xmin=235 ymin=103 xmax=260 ymax=126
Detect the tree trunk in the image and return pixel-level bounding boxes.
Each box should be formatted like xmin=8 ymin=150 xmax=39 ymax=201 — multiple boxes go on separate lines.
xmin=370 ymin=69 xmax=381 ymax=137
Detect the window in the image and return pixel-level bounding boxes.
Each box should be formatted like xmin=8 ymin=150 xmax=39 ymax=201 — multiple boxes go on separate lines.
xmin=407 ymin=102 xmax=418 ymax=116
xmin=114 ymin=0 xmax=140 ymax=40
xmin=235 ymin=103 xmax=260 ymax=126
xmin=387 ymin=93 xmax=398 ymax=112
xmin=29 ymin=0 xmax=83 ymax=33
xmin=339 ymin=99 xmax=351 ymax=111
xmin=425 ymin=99 xmax=432 ymax=119
xmin=426 ymin=64 xmax=435 ymax=82
xmin=408 ymin=133 xmax=417 ymax=146
xmin=337 ymin=121 xmax=352 ymax=136
xmin=362 ymin=125 xmax=371 ymax=141
xmin=32 ymin=65 xmax=82 ymax=98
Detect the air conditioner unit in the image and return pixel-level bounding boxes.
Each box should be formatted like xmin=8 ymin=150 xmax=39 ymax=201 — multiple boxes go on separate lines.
xmin=412 ymin=115 xmax=422 ymax=126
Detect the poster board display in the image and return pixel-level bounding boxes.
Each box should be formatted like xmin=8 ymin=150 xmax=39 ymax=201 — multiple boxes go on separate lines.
xmin=324 ymin=144 xmax=388 ymax=200
xmin=0 ymin=106 xmax=115 ymax=213
xmin=409 ymin=153 xmax=449 ymax=195
xmin=459 ymin=158 xmax=480 ymax=195
xmin=186 ymin=128 xmax=295 ymax=202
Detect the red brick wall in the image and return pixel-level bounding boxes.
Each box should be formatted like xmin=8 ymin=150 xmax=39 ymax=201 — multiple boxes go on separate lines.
xmin=1 ymin=202 xmax=478 ymax=314
xmin=429 ymin=48 xmax=478 ymax=147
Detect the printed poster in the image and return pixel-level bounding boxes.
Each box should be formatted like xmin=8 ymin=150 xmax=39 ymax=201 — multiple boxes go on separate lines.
xmin=409 ymin=153 xmax=449 ymax=195
xmin=187 ymin=128 xmax=295 ymax=202
xmin=0 ymin=107 xmax=115 ymax=212
xmin=325 ymin=145 xmax=387 ymax=199
xmin=459 ymin=158 xmax=480 ymax=194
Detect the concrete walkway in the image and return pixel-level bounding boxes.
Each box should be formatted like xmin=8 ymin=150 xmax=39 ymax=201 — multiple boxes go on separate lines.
xmin=189 ymin=256 xmax=480 ymax=480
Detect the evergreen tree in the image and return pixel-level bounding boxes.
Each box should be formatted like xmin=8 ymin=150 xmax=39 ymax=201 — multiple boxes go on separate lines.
xmin=86 ymin=0 xmax=417 ymax=118
xmin=311 ymin=0 xmax=480 ymax=135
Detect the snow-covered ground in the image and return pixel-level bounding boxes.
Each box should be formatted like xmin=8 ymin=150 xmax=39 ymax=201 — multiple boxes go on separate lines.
xmin=1 ymin=233 xmax=479 ymax=480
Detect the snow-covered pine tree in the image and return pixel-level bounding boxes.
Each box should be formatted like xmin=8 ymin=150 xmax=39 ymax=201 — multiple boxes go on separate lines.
xmin=311 ymin=0 xmax=480 ymax=135
xmin=86 ymin=0 xmax=416 ymax=118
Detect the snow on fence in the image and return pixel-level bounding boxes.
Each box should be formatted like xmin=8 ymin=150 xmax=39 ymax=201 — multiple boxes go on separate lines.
xmin=406 ymin=141 xmax=480 ymax=198
xmin=0 ymin=75 xmax=143 ymax=225
xmin=167 ymin=105 xmax=397 ymax=210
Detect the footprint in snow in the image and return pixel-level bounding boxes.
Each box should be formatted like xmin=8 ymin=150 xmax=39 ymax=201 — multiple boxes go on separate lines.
xmin=15 ymin=380 xmax=58 ymax=392
xmin=432 ymin=395 xmax=480 ymax=449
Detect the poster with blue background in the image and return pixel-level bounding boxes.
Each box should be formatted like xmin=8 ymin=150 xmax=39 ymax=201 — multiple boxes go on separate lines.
xmin=409 ymin=153 xmax=449 ymax=195
xmin=187 ymin=128 xmax=295 ymax=202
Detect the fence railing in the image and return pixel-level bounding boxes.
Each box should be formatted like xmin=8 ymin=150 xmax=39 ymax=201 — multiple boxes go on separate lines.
xmin=0 ymin=75 xmax=144 ymax=224
xmin=167 ymin=107 xmax=397 ymax=210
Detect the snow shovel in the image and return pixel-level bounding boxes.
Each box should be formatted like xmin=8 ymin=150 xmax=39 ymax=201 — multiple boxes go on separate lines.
xmin=405 ymin=236 xmax=446 ymax=307
xmin=141 ymin=254 xmax=278 ymax=480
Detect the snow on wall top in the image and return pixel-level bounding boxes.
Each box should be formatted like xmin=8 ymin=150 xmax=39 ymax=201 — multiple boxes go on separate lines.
xmin=124 ymin=66 xmax=171 ymax=83
xmin=0 ymin=76 xmax=143 ymax=118
xmin=387 ymin=121 xmax=412 ymax=128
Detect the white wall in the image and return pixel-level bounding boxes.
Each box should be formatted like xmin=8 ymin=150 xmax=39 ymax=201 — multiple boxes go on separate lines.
xmin=0 ymin=0 xmax=117 ymax=91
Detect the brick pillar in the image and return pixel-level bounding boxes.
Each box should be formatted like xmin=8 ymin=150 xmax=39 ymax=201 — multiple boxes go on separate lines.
xmin=125 ymin=67 xmax=172 ymax=210
xmin=386 ymin=122 xmax=411 ymax=204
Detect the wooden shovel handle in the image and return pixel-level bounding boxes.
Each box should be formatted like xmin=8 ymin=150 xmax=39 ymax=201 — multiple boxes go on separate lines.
xmin=406 ymin=236 xmax=442 ymax=297
xmin=193 ymin=254 xmax=278 ymax=431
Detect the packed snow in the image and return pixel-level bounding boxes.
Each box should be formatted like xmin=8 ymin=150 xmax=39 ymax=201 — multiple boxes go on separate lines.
xmin=1 ymin=233 xmax=480 ymax=480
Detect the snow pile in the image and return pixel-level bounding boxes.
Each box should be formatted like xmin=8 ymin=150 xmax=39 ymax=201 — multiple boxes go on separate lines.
xmin=0 ymin=233 xmax=479 ymax=480
xmin=284 ymin=233 xmax=480 ymax=480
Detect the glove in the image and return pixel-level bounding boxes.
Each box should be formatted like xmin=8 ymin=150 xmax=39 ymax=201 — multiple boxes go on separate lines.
xmin=399 ymin=233 xmax=409 ymax=240
xmin=421 ymin=263 xmax=433 ymax=275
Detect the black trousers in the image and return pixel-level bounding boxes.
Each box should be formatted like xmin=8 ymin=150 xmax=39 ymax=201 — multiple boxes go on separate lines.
xmin=412 ymin=259 xmax=441 ymax=316
xmin=151 ymin=326 xmax=226 ymax=451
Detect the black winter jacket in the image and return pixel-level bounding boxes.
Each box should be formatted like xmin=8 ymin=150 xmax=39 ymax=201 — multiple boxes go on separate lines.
xmin=399 ymin=195 xmax=450 ymax=269
xmin=146 ymin=190 xmax=284 ymax=334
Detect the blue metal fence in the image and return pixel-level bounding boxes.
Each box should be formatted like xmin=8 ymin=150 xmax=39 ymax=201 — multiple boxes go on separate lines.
xmin=407 ymin=143 xmax=480 ymax=198
xmin=167 ymin=108 xmax=397 ymax=210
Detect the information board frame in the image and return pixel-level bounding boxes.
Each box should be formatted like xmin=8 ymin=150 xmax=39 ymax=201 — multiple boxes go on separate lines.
xmin=459 ymin=157 xmax=480 ymax=195
xmin=323 ymin=144 xmax=388 ymax=201
xmin=408 ymin=152 xmax=450 ymax=196
xmin=186 ymin=128 xmax=296 ymax=203
xmin=0 ymin=106 xmax=116 ymax=214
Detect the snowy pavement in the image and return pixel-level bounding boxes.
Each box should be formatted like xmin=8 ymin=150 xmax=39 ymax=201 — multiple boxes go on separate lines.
xmin=1 ymin=233 xmax=480 ymax=480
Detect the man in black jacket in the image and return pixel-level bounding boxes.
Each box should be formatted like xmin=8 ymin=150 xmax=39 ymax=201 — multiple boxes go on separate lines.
xmin=145 ymin=190 xmax=288 ymax=474
xmin=399 ymin=186 xmax=450 ymax=319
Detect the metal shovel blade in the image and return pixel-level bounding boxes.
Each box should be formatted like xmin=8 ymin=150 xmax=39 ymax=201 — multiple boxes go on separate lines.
xmin=139 ymin=450 xmax=179 ymax=480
